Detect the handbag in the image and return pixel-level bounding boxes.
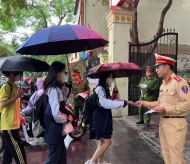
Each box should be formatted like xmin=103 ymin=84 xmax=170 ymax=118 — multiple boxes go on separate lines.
xmin=32 ymin=120 xmax=44 ymax=137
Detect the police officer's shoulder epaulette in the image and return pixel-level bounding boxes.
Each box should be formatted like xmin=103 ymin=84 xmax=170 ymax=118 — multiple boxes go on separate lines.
xmin=173 ymin=76 xmax=182 ymax=82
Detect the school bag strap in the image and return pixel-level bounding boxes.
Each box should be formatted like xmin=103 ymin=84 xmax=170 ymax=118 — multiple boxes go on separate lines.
xmin=0 ymin=82 xmax=13 ymax=99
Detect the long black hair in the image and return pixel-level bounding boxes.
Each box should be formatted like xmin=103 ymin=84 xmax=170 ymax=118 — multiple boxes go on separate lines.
xmin=44 ymin=62 xmax=66 ymax=90
xmin=98 ymin=71 xmax=114 ymax=98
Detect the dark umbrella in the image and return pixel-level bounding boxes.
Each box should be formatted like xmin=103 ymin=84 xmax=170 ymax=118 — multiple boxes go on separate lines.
xmin=0 ymin=56 xmax=50 ymax=72
xmin=86 ymin=62 xmax=142 ymax=79
xmin=16 ymin=24 xmax=108 ymax=55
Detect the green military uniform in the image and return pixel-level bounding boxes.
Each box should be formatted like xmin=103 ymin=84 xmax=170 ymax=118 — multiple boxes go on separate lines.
xmin=72 ymin=80 xmax=90 ymax=119
xmin=138 ymin=67 xmax=159 ymax=124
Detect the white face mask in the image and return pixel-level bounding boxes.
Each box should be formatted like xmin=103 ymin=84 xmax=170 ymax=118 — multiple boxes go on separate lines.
xmin=106 ymin=78 xmax=114 ymax=85
xmin=14 ymin=74 xmax=21 ymax=81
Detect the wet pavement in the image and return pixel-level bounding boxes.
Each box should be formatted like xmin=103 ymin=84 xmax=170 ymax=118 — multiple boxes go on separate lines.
xmin=122 ymin=112 xmax=190 ymax=163
xmin=0 ymin=119 xmax=164 ymax=164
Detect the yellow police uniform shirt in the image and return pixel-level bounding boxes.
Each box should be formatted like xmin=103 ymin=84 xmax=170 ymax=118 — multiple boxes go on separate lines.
xmin=0 ymin=81 xmax=21 ymax=130
xmin=143 ymin=73 xmax=190 ymax=116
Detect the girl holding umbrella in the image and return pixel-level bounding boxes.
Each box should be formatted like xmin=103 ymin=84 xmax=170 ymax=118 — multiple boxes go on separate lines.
xmin=85 ymin=71 xmax=128 ymax=164
xmin=85 ymin=62 xmax=142 ymax=164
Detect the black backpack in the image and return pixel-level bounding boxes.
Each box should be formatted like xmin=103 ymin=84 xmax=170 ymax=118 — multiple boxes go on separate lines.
xmin=32 ymin=92 xmax=48 ymax=129
xmin=81 ymin=92 xmax=98 ymax=124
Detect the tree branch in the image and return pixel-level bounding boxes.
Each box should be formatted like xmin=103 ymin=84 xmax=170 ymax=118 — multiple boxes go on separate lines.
xmin=58 ymin=14 xmax=66 ymax=25
xmin=156 ymin=0 xmax=172 ymax=36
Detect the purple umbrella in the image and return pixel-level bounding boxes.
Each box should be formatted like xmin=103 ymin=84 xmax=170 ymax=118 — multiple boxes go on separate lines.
xmin=16 ymin=24 xmax=108 ymax=55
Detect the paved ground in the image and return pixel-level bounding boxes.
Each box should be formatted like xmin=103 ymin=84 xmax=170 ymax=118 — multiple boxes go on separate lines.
xmin=67 ymin=119 xmax=164 ymax=164
xmin=1 ymin=112 xmax=190 ymax=164
xmin=0 ymin=119 xmax=164 ymax=164
xmin=122 ymin=112 xmax=190 ymax=163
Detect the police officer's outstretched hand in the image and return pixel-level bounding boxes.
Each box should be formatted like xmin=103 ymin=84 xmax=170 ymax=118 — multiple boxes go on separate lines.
xmin=134 ymin=100 xmax=144 ymax=107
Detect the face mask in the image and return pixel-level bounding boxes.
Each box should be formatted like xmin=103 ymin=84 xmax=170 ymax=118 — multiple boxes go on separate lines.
xmin=60 ymin=74 xmax=67 ymax=83
xmin=65 ymin=76 xmax=68 ymax=82
xmin=106 ymin=78 xmax=114 ymax=84
xmin=14 ymin=74 xmax=21 ymax=81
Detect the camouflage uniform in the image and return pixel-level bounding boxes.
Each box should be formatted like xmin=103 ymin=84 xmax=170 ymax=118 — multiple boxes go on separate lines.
xmin=72 ymin=80 xmax=90 ymax=119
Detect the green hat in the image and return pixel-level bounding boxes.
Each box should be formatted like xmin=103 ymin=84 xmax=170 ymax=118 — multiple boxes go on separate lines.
xmin=146 ymin=66 xmax=153 ymax=72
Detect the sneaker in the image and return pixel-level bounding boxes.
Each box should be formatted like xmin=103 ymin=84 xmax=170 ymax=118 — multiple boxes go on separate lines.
xmin=85 ymin=160 xmax=96 ymax=164
xmin=98 ymin=161 xmax=110 ymax=164
xmin=145 ymin=121 xmax=150 ymax=127
xmin=136 ymin=121 xmax=144 ymax=125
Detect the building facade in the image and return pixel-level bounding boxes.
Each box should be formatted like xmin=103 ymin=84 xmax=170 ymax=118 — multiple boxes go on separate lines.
xmin=73 ymin=0 xmax=190 ymax=116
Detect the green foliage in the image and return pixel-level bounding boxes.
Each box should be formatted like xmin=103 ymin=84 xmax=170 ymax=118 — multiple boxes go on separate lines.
xmin=0 ymin=44 xmax=14 ymax=57
xmin=0 ymin=0 xmax=75 ymax=31
xmin=46 ymin=55 xmax=67 ymax=65
xmin=0 ymin=0 xmax=76 ymax=54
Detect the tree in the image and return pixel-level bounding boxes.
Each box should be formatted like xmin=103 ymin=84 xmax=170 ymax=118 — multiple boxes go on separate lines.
xmin=0 ymin=0 xmax=76 ymax=57
xmin=0 ymin=0 xmax=76 ymax=80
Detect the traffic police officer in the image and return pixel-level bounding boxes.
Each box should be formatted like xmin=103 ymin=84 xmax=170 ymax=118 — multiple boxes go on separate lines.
xmin=135 ymin=53 xmax=190 ymax=164
xmin=136 ymin=66 xmax=159 ymax=127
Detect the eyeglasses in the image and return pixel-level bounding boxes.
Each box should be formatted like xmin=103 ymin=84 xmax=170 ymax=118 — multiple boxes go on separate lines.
xmin=61 ymin=71 xmax=68 ymax=75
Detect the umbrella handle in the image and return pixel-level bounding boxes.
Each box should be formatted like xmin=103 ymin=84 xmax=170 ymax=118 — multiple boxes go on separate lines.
xmin=66 ymin=54 xmax=71 ymax=76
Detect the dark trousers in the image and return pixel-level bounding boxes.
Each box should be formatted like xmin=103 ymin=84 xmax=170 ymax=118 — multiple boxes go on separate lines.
xmin=45 ymin=136 xmax=67 ymax=164
xmin=2 ymin=129 xmax=27 ymax=164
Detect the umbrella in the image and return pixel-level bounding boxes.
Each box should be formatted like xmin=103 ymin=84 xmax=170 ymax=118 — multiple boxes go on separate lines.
xmin=16 ymin=24 xmax=108 ymax=55
xmin=0 ymin=56 xmax=50 ymax=72
xmin=86 ymin=62 xmax=142 ymax=79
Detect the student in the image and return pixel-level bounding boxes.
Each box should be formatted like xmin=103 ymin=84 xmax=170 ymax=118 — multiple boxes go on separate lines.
xmin=85 ymin=71 xmax=128 ymax=164
xmin=0 ymin=71 xmax=27 ymax=164
xmin=43 ymin=62 xmax=73 ymax=164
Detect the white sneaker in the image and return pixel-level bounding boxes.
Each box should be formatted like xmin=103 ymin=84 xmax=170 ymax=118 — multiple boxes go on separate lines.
xmin=85 ymin=160 xmax=96 ymax=164
xmin=98 ymin=161 xmax=111 ymax=164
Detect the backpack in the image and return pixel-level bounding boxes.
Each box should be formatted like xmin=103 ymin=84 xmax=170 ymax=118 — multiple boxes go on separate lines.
xmin=0 ymin=82 xmax=13 ymax=98
xmin=81 ymin=92 xmax=98 ymax=124
xmin=32 ymin=92 xmax=48 ymax=130
xmin=32 ymin=86 xmax=58 ymax=136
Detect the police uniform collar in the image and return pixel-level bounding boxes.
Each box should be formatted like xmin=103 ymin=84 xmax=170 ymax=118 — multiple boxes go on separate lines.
xmin=163 ymin=73 xmax=175 ymax=83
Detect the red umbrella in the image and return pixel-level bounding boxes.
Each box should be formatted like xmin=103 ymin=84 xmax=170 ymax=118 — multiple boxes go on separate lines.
xmin=86 ymin=62 xmax=142 ymax=79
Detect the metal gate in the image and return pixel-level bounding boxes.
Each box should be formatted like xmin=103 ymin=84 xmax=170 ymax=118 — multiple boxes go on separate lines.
xmin=128 ymin=31 xmax=178 ymax=115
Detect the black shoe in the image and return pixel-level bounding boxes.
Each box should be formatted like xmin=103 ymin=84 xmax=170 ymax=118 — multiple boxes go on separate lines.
xmin=145 ymin=121 xmax=150 ymax=127
xmin=136 ymin=121 xmax=144 ymax=125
